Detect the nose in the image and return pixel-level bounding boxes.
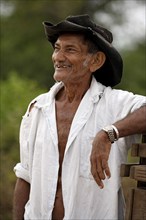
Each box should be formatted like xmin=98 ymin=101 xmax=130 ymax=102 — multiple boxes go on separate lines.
xmin=52 ymin=49 xmax=66 ymax=63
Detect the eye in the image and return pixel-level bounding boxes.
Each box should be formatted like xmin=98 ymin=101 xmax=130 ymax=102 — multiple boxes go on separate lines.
xmin=66 ymin=47 xmax=77 ymax=53
xmin=54 ymin=47 xmax=59 ymax=52
xmin=54 ymin=45 xmax=60 ymax=52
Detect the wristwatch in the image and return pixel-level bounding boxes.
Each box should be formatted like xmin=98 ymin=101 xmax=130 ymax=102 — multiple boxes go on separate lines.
xmin=102 ymin=125 xmax=119 ymax=143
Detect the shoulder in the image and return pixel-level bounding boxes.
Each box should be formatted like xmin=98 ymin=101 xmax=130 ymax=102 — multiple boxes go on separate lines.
xmin=24 ymin=82 xmax=63 ymax=115
xmin=102 ymin=87 xmax=146 ymax=116
xmin=104 ymin=87 xmax=145 ymax=103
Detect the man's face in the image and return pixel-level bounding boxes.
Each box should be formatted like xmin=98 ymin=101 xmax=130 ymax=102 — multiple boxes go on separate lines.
xmin=52 ymin=33 xmax=94 ymax=84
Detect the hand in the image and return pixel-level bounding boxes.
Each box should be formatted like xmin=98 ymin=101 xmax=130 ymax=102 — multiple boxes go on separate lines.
xmin=90 ymin=130 xmax=112 ymax=189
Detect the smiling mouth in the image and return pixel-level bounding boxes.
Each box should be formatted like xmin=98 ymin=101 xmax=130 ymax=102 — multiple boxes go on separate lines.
xmin=55 ymin=64 xmax=71 ymax=69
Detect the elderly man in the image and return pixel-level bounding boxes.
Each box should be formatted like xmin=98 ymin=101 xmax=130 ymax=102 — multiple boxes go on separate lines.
xmin=13 ymin=14 xmax=146 ymax=220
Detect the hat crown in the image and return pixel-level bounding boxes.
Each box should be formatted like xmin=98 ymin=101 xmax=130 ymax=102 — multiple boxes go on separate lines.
xmin=66 ymin=14 xmax=113 ymax=43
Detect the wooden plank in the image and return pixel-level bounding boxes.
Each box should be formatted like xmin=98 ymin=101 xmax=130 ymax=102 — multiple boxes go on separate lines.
xmin=125 ymin=188 xmax=134 ymax=220
xmin=131 ymin=143 xmax=146 ymax=157
xmin=130 ymin=165 xmax=146 ymax=182
xmin=124 ymin=135 xmax=146 ymax=220
xmin=138 ymin=144 xmax=146 ymax=158
xmin=131 ymin=144 xmax=139 ymax=157
xmin=120 ymin=164 xmax=138 ymax=177
xmin=131 ymin=143 xmax=146 ymax=158
xmin=132 ymin=188 xmax=146 ymax=220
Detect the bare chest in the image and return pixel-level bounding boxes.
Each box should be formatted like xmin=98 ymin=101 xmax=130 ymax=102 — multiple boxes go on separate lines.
xmin=56 ymin=102 xmax=78 ymax=147
xmin=55 ymin=101 xmax=79 ymax=165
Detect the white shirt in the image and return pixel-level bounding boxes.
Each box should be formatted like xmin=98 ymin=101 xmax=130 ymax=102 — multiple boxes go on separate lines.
xmin=14 ymin=77 xmax=146 ymax=220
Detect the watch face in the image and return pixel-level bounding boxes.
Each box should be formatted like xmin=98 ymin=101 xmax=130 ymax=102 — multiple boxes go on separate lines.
xmin=102 ymin=126 xmax=115 ymax=143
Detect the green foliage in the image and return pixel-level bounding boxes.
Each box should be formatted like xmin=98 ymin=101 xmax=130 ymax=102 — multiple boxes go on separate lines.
xmin=0 ymin=72 xmax=46 ymax=151
xmin=0 ymin=73 xmax=46 ymax=219
xmin=116 ymin=43 xmax=146 ymax=95
xmin=1 ymin=0 xmax=87 ymax=88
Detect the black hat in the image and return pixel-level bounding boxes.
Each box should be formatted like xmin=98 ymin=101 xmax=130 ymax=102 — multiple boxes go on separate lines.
xmin=43 ymin=14 xmax=123 ymax=87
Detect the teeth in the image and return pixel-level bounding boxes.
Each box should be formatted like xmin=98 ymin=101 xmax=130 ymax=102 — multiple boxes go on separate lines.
xmin=56 ymin=65 xmax=68 ymax=68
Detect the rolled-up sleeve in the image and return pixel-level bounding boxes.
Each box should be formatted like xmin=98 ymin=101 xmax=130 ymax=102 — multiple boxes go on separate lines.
xmin=14 ymin=163 xmax=30 ymax=183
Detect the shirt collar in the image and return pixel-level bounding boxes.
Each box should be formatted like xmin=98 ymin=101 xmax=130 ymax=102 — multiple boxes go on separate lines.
xmin=35 ymin=76 xmax=106 ymax=108
xmin=88 ymin=76 xmax=106 ymax=103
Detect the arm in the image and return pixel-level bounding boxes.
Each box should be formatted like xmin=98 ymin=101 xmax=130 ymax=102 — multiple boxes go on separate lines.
xmin=13 ymin=178 xmax=30 ymax=220
xmin=90 ymin=106 xmax=146 ymax=189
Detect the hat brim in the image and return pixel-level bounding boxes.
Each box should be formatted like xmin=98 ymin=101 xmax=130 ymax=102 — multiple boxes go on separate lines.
xmin=43 ymin=20 xmax=123 ymax=87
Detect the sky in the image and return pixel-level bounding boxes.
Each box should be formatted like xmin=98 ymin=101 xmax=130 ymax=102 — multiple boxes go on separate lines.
xmin=95 ymin=0 xmax=145 ymax=50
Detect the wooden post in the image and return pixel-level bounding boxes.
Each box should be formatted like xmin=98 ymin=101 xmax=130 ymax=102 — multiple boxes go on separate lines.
xmin=121 ymin=134 xmax=146 ymax=220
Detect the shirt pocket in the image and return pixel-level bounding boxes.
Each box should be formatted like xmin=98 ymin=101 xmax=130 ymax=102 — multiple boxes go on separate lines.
xmin=79 ymin=135 xmax=94 ymax=180
xmin=19 ymin=115 xmax=32 ymax=170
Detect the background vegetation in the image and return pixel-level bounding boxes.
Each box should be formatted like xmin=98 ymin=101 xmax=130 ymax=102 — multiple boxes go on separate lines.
xmin=0 ymin=0 xmax=145 ymax=219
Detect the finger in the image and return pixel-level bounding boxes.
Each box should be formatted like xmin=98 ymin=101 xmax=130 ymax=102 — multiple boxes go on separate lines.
xmin=105 ymin=167 xmax=111 ymax=179
xmin=101 ymin=159 xmax=111 ymax=179
xmin=90 ymin=151 xmax=106 ymax=180
xmin=90 ymin=157 xmax=104 ymax=188
xmin=91 ymin=169 xmax=104 ymax=189
xmin=96 ymin=159 xmax=106 ymax=180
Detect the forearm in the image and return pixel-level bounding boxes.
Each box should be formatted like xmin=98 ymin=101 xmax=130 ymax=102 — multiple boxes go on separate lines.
xmin=114 ymin=106 xmax=146 ymax=138
xmin=90 ymin=106 xmax=146 ymax=188
xmin=13 ymin=178 xmax=30 ymax=220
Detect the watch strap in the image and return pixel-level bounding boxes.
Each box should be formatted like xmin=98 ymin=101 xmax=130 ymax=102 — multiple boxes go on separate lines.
xmin=102 ymin=125 xmax=119 ymax=143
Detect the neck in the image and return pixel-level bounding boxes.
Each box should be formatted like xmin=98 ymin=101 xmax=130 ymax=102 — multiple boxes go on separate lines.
xmin=56 ymin=78 xmax=92 ymax=103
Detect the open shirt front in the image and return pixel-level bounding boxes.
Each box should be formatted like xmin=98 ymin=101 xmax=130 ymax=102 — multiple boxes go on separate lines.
xmin=14 ymin=76 xmax=146 ymax=220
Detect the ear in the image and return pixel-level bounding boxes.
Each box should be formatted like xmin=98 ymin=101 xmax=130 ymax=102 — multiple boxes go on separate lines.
xmin=90 ymin=52 xmax=106 ymax=72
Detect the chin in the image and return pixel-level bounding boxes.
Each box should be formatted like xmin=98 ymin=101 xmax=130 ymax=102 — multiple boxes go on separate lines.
xmin=53 ymin=72 xmax=64 ymax=82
